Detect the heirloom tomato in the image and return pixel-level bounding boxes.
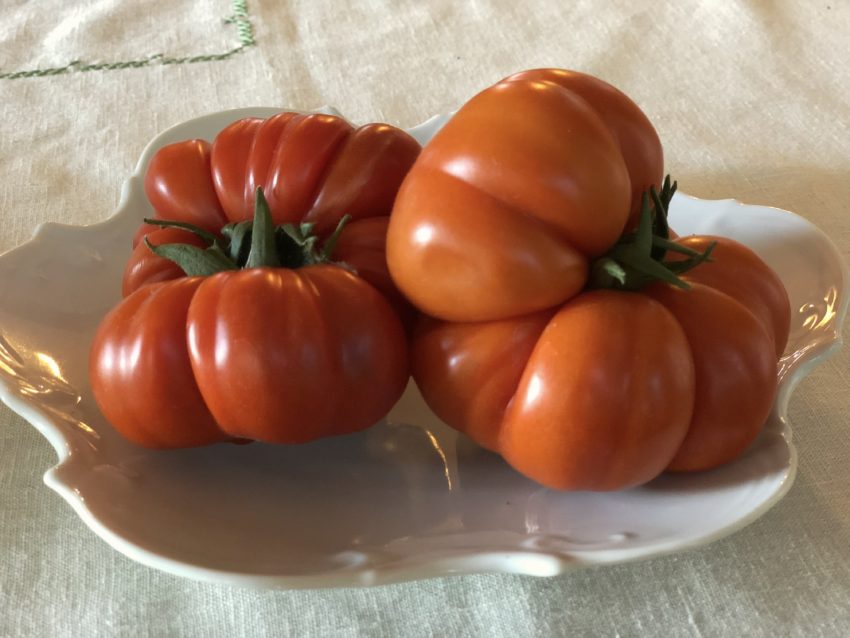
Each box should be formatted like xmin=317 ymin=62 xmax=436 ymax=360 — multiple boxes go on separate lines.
xmin=387 ymin=68 xmax=663 ymax=322
xmin=411 ymin=186 xmax=788 ymax=490
xmin=92 ymin=191 xmax=409 ymax=448
xmin=128 ymin=112 xmax=420 ymax=306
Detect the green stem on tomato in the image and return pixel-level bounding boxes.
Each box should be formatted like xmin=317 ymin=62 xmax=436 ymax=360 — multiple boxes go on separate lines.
xmin=245 ymin=188 xmax=280 ymax=269
xmin=143 ymin=187 xmax=352 ymax=276
xmin=145 ymin=239 xmax=239 ymax=276
xmin=588 ymin=175 xmax=715 ymax=292
xmin=141 ymin=218 xmax=222 ymax=248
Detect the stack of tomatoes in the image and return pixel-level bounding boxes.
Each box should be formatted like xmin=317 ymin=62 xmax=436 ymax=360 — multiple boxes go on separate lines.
xmin=90 ymin=69 xmax=790 ymax=492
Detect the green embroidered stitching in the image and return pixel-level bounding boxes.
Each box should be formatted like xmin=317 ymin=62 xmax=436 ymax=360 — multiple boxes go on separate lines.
xmin=0 ymin=0 xmax=255 ymax=80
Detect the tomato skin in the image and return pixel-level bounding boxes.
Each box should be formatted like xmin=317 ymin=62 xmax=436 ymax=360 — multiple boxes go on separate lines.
xmin=387 ymin=70 xmax=661 ymax=322
xmin=89 ymin=278 xmax=229 ymax=449
xmin=677 ymin=235 xmax=790 ymax=357
xmin=138 ymin=139 xmax=228 ymax=246
xmin=504 ymin=69 xmax=664 ymax=226
xmin=648 ymin=283 xmax=777 ymax=472
xmin=186 ymin=266 xmax=409 ymax=443
xmin=211 ymin=113 xmax=421 ymax=235
xmin=122 ymin=227 xmax=207 ymax=297
xmin=411 ymin=310 xmax=555 ymax=452
xmin=411 ymin=241 xmax=783 ymax=489
xmin=331 ymin=216 xmax=415 ymax=329
xmin=389 ymin=169 xmax=590 ymax=322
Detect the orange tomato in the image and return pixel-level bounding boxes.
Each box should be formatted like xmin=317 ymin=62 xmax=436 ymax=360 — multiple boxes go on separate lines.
xmin=387 ymin=68 xmax=663 ymax=322
xmin=412 ymin=236 xmax=782 ymax=490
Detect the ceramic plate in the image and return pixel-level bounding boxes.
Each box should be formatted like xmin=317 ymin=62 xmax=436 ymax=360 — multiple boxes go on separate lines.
xmin=0 ymin=108 xmax=846 ymax=589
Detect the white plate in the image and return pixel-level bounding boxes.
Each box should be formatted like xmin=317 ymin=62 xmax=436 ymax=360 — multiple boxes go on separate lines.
xmin=0 ymin=108 xmax=846 ymax=589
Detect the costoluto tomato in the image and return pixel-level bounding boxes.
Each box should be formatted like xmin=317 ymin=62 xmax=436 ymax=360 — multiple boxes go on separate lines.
xmin=91 ymin=190 xmax=409 ymax=448
xmin=126 ymin=111 xmax=420 ymax=324
xmin=387 ymin=68 xmax=664 ymax=322
xmin=411 ymin=180 xmax=790 ymax=490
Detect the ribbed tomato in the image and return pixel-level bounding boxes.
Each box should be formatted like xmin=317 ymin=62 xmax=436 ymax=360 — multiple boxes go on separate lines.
xmin=124 ymin=112 xmax=420 ymax=310
xmin=92 ymin=191 xmax=410 ymax=448
xmin=411 ymin=225 xmax=787 ymax=490
xmin=387 ymin=68 xmax=663 ymax=322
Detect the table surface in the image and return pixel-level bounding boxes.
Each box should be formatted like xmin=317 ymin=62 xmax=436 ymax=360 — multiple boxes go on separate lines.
xmin=2 ymin=1 xmax=849 ymax=636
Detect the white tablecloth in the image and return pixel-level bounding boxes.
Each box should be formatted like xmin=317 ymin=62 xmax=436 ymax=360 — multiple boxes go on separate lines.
xmin=2 ymin=1 xmax=849 ymax=635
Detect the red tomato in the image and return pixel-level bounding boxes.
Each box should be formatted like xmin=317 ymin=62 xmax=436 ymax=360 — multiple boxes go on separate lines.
xmin=135 ymin=139 xmax=227 ymax=246
xmin=412 ymin=236 xmax=781 ymax=490
xmin=128 ymin=113 xmax=420 ymax=304
xmin=91 ymin=265 xmax=409 ymax=448
xmin=647 ymin=282 xmax=777 ymax=472
xmin=89 ymin=277 xmax=229 ymax=448
xmin=210 ymin=113 xmax=421 ymax=235
xmin=387 ymin=68 xmax=663 ymax=322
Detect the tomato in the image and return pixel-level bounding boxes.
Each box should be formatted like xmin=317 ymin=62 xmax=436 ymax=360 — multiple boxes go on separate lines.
xmin=186 ymin=266 xmax=408 ymax=443
xmin=128 ymin=112 xmax=419 ymax=310
xmin=94 ymin=189 xmax=410 ymax=449
xmin=210 ymin=113 xmax=421 ymax=235
xmin=387 ymin=68 xmax=663 ymax=322
xmin=646 ymin=282 xmax=777 ymax=472
xmin=411 ymin=235 xmax=782 ymax=490
xmin=504 ymin=69 xmax=664 ymax=226
xmin=93 ymin=265 xmax=408 ymax=448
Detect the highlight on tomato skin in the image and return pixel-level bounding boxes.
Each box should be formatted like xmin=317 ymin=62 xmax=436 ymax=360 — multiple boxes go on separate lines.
xmin=503 ymin=68 xmax=664 ymax=227
xmin=89 ymin=277 xmax=231 ymax=449
xmin=386 ymin=68 xmax=663 ymax=324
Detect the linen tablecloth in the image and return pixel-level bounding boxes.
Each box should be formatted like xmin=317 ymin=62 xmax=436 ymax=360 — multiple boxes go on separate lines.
xmin=2 ymin=1 xmax=849 ymax=635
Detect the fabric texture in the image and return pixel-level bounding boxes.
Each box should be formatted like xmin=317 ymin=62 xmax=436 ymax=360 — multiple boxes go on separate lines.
xmin=1 ymin=1 xmax=849 ymax=635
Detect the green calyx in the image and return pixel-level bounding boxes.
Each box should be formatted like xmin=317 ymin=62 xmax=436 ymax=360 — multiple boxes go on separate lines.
xmin=144 ymin=187 xmax=350 ymax=276
xmin=589 ymin=176 xmax=715 ymax=291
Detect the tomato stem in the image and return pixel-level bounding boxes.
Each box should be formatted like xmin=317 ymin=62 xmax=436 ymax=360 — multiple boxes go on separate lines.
xmin=588 ymin=176 xmax=715 ymax=292
xmin=245 ymin=188 xmax=281 ymax=269
xmin=141 ymin=218 xmax=221 ymax=248
xmin=145 ymin=238 xmax=238 ymax=276
xmin=142 ymin=188 xmax=352 ymax=276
